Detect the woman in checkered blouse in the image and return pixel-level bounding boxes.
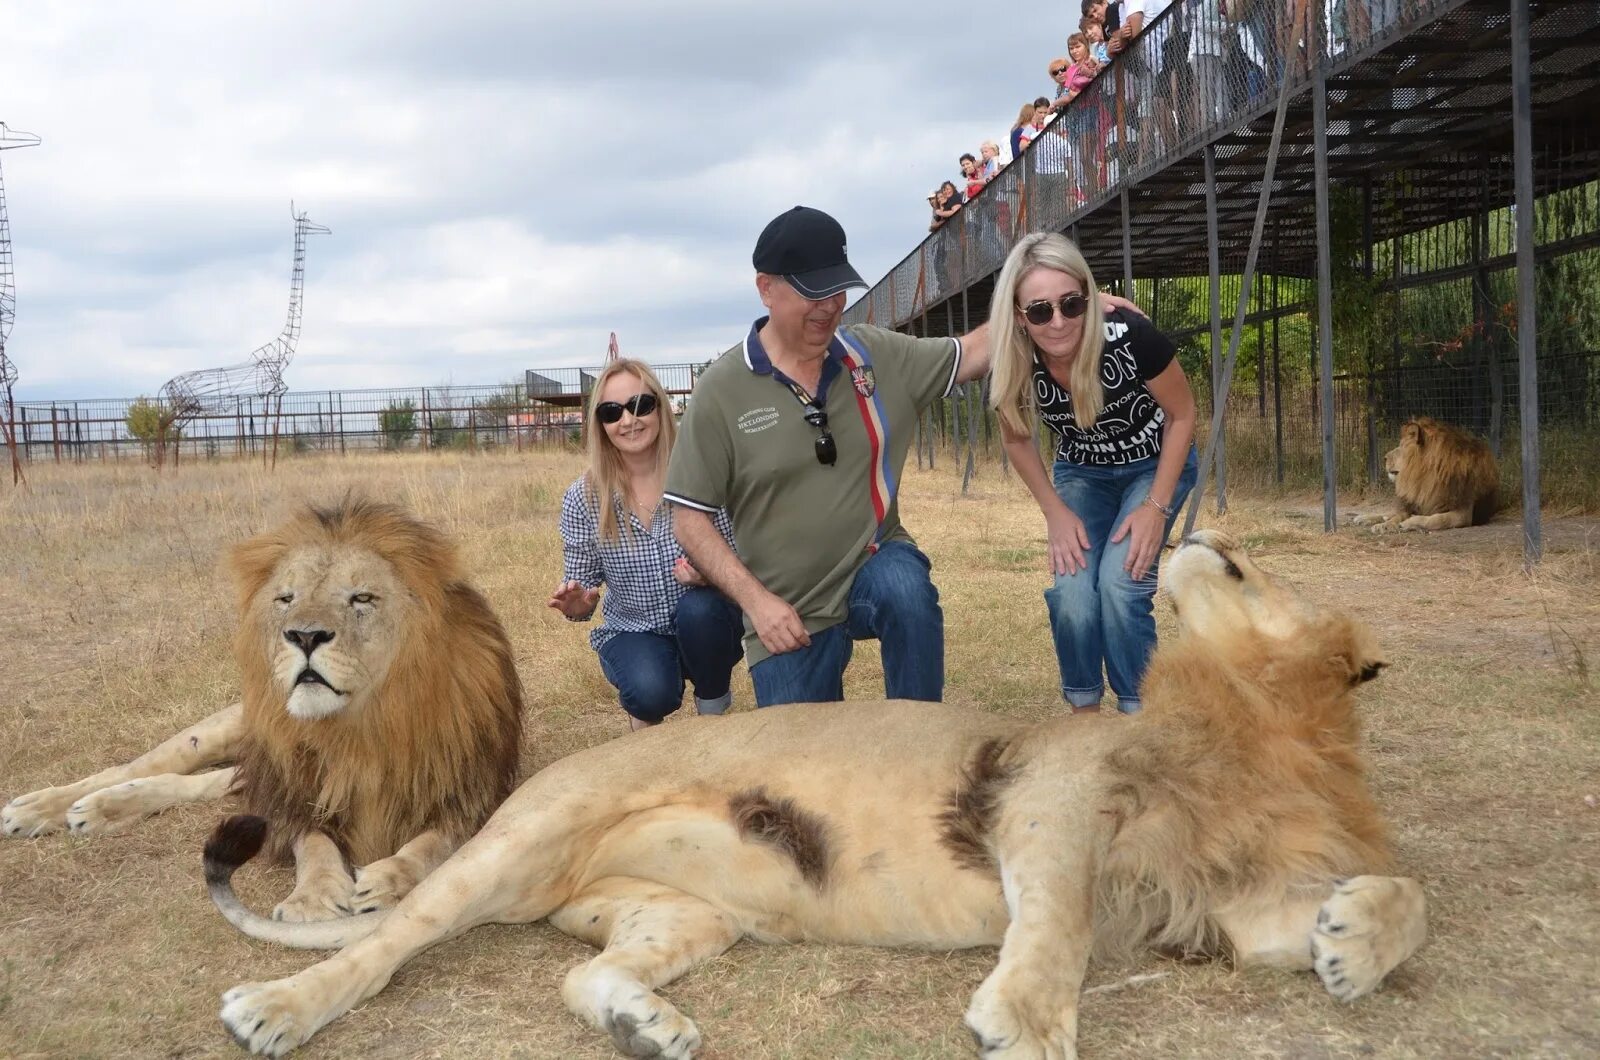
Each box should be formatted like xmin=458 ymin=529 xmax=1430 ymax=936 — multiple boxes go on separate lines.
xmin=549 ymin=360 xmax=743 ymax=731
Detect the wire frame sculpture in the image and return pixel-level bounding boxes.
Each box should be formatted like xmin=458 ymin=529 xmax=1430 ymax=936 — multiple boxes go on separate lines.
xmin=1 ymin=121 xmax=42 ymax=485
xmin=155 ymin=204 xmax=330 ymax=466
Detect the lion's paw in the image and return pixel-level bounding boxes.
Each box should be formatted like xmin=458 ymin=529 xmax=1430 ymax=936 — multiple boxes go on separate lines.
xmin=65 ymin=780 xmax=162 ymax=835
xmin=2 ymin=785 xmax=81 ymax=837
xmin=220 ymin=981 xmax=321 ymax=1057
xmin=601 ymin=991 xmax=701 ymax=1060
xmin=964 ymin=981 xmax=1076 ymax=1060
xmin=351 ymin=857 xmax=419 ymax=915
xmin=1349 ymin=512 xmax=1384 ymax=527
xmin=1312 ymin=876 xmax=1427 ymax=1002
xmin=272 ymin=873 xmax=355 ymax=923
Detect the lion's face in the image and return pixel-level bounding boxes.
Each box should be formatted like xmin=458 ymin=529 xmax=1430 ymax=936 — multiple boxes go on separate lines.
xmin=252 ymin=545 xmax=416 ymax=720
xmin=1164 ymin=529 xmax=1311 ymax=643
xmin=1383 ymin=421 xmax=1423 ymax=485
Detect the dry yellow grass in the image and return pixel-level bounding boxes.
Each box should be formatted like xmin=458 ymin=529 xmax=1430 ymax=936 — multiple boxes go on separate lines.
xmin=1 ymin=449 xmax=1597 ymax=1060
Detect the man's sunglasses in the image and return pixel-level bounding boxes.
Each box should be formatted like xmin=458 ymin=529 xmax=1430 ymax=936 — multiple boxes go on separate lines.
xmin=1018 ymin=292 xmax=1090 ymax=326
xmin=801 ymin=404 xmax=837 ymax=466
xmin=595 ymin=393 xmax=659 ymax=424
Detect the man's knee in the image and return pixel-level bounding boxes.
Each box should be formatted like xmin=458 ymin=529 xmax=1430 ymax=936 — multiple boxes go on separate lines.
xmin=857 ymin=544 xmax=940 ymax=611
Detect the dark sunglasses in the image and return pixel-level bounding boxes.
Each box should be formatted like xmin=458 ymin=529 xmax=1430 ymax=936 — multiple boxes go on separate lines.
xmin=1018 ymin=292 xmax=1090 ymax=326
xmin=801 ymin=404 xmax=837 ymax=466
xmin=1050 ymin=67 xmax=1068 ymax=76
xmin=595 ymin=392 xmax=659 ymax=424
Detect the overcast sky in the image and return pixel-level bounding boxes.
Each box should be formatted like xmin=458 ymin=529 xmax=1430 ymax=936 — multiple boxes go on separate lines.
xmin=4 ymin=1 xmax=1057 ymax=400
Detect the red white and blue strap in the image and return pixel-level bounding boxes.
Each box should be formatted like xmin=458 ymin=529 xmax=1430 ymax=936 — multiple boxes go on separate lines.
xmin=835 ymin=332 xmax=895 ymax=550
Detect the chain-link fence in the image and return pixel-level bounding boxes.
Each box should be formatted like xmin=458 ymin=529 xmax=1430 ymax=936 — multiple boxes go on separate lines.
xmin=10 ymin=365 xmax=706 ymax=465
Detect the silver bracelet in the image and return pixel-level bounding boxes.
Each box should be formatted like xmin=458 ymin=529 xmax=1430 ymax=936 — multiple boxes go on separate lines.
xmin=1144 ymin=495 xmax=1175 ymax=518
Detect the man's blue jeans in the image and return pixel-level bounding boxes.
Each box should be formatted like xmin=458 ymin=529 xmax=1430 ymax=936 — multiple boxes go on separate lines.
xmin=749 ymin=540 xmax=943 ymax=707
xmin=597 ymin=587 xmax=744 ymax=722
xmin=1045 ymin=448 xmax=1197 ymax=713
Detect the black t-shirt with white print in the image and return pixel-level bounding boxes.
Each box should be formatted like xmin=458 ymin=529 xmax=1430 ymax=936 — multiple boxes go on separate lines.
xmin=1033 ymin=307 xmax=1175 ymax=466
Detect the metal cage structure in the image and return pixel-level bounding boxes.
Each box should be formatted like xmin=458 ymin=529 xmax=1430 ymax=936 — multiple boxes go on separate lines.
xmin=0 ymin=121 xmax=41 ymax=485
xmin=155 ymin=204 xmax=331 ymax=466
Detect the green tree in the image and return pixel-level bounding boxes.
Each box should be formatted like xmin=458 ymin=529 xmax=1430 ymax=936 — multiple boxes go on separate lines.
xmin=125 ymin=396 xmax=175 ymax=443
xmin=380 ymin=399 xmax=417 ymax=450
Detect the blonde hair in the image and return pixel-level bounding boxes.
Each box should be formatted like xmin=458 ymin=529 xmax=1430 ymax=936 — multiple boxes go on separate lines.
xmin=584 ymin=358 xmax=676 ymax=543
xmin=989 ymin=232 xmax=1106 ymax=435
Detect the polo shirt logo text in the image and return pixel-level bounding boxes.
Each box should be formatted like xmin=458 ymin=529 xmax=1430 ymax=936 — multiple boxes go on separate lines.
xmin=737 ymin=407 xmax=780 ymax=434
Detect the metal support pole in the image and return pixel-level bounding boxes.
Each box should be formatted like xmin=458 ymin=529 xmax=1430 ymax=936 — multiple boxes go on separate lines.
xmin=1510 ymin=0 xmax=1542 ymax=566
xmin=1120 ymin=189 xmax=1134 ymax=298
xmin=1313 ymin=66 xmax=1338 ymax=532
xmin=961 ymin=286 xmax=976 ymax=494
xmin=1203 ymin=145 xmax=1226 ymax=514
xmin=1182 ymin=66 xmax=1295 ymax=537
xmin=1363 ymin=177 xmax=1378 ymax=486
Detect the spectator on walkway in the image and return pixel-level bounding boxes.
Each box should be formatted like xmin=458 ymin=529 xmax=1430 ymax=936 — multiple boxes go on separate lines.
xmin=1047 ymin=56 xmax=1074 ymax=112
xmin=960 ymin=152 xmax=987 ymax=200
xmin=1081 ymin=16 xmax=1112 ymax=63
xmin=1189 ymin=0 xmax=1234 ymax=126
xmin=989 ymin=233 xmax=1197 ymax=716
xmin=667 ymin=206 xmax=996 ymax=707
xmin=979 ymin=140 xmax=1006 ymax=179
xmin=1011 ymin=101 xmax=1040 ymax=157
xmin=552 ymin=359 xmax=744 ymax=731
xmin=929 ymin=180 xmax=963 ymax=231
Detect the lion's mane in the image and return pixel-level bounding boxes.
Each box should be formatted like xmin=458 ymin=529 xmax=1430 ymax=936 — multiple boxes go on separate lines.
xmin=1094 ymin=611 xmax=1391 ymax=960
xmin=1392 ymin=416 xmax=1499 ymax=524
xmin=228 ymin=499 xmax=523 ymax=864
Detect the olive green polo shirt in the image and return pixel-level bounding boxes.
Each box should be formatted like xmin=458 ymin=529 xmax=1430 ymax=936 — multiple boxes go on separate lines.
xmin=664 ymin=319 xmax=960 ymax=665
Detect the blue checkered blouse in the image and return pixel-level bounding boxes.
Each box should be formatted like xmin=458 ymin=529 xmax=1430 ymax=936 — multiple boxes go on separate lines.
xmin=559 ymin=475 xmax=737 ymax=651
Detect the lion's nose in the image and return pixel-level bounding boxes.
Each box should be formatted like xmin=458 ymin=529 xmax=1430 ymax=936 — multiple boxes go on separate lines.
xmin=284 ymin=628 xmax=335 ymax=656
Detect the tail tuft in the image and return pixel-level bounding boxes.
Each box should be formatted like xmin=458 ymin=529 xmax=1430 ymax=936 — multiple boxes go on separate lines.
xmin=204 ymin=814 xmax=269 ymax=886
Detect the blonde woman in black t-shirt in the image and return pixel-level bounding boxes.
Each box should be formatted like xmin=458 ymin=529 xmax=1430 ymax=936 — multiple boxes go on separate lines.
xmin=989 ymin=232 xmax=1198 ymax=715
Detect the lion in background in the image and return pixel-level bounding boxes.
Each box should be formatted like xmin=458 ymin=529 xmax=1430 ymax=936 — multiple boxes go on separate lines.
xmin=3 ymin=498 xmax=523 ymax=921
xmin=206 ymin=529 xmax=1426 ymax=1059
xmin=1354 ymin=416 xmax=1499 ymax=533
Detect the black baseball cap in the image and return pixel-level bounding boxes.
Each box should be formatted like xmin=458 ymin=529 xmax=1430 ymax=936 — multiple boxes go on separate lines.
xmin=752 ymin=206 xmax=867 ymax=300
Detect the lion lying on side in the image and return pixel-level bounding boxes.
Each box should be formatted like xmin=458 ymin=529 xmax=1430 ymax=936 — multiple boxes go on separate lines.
xmin=204 ymin=529 xmax=1425 ymax=1059
xmin=1354 ymin=416 xmax=1499 ymax=533
xmin=2 ymin=498 xmax=523 ymax=921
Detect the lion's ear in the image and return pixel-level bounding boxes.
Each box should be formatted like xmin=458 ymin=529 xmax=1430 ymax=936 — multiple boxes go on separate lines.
xmin=1337 ymin=621 xmax=1388 ymax=686
xmin=227 ymin=532 xmax=291 ymax=608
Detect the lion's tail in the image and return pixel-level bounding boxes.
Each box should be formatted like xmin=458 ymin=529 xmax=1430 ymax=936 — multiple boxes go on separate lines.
xmin=204 ymin=814 xmax=386 ymax=950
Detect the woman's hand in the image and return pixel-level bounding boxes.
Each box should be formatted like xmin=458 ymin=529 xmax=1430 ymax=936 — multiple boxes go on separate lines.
xmin=1111 ymin=502 xmax=1168 ymax=582
xmin=672 ymin=556 xmax=707 ymax=587
xmin=1045 ymin=506 xmax=1092 ymax=576
xmin=548 ymin=579 xmax=600 ymax=620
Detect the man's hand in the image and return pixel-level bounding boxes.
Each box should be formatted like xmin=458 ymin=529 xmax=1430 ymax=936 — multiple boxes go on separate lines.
xmin=548 ymin=580 xmax=600 ymax=620
xmin=672 ymin=556 xmax=707 ymax=587
xmin=1100 ymin=291 xmax=1148 ymax=318
xmin=748 ymin=590 xmax=811 ymax=656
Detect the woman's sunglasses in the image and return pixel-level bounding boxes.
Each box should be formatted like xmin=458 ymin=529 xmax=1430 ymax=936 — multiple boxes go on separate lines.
xmin=595 ymin=392 xmax=659 ymax=424
xmin=1050 ymin=67 xmax=1068 ymax=76
xmin=1018 ymin=292 xmax=1090 ymax=326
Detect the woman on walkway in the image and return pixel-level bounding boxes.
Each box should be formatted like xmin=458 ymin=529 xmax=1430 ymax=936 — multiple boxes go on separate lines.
xmin=550 ymin=359 xmax=743 ymax=730
xmin=989 ymin=233 xmax=1198 ymax=714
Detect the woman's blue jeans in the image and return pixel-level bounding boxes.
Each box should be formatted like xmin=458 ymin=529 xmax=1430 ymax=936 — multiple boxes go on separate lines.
xmin=597 ymin=587 xmax=744 ymax=722
xmin=1045 ymin=448 xmax=1197 ymax=713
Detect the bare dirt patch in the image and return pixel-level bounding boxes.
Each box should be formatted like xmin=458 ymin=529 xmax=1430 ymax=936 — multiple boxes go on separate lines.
xmin=1 ymin=453 xmax=1596 ymax=1059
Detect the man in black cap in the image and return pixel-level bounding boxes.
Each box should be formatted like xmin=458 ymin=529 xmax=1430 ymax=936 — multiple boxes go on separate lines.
xmin=664 ymin=205 xmax=994 ymax=708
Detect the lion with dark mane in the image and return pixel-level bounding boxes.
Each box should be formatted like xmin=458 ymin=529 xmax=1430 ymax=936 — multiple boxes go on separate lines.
xmin=3 ymin=498 xmax=523 ymax=921
xmin=205 ymin=530 xmax=1426 ymax=1059
xmin=1355 ymin=416 xmax=1499 ymax=533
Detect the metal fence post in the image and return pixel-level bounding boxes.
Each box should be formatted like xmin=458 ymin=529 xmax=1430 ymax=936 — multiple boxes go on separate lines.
xmin=1510 ymin=0 xmax=1542 ymax=566
xmin=1313 ymin=65 xmax=1337 ymax=531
